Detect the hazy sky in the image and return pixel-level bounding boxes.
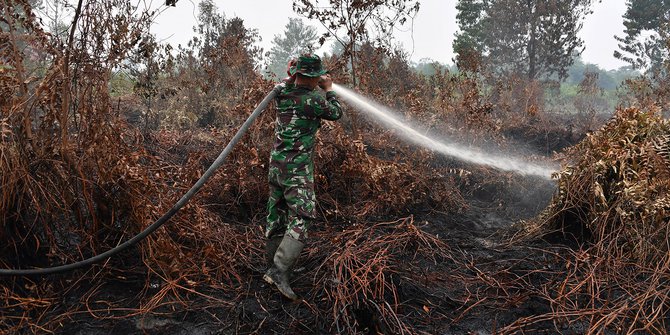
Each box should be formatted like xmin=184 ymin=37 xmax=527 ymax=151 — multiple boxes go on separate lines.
xmin=151 ymin=0 xmax=629 ymax=71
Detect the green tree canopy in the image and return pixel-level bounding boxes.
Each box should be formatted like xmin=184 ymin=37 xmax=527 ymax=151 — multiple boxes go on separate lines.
xmin=614 ymin=0 xmax=670 ymax=72
xmin=454 ymin=0 xmax=596 ymax=80
xmin=265 ymin=18 xmax=318 ymax=79
xmin=453 ymin=0 xmax=487 ymax=72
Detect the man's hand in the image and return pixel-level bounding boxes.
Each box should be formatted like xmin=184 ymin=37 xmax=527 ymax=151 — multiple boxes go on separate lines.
xmin=318 ymin=74 xmax=333 ymax=91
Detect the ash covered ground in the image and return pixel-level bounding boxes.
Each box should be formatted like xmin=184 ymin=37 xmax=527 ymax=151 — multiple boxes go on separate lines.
xmin=52 ymin=174 xmax=572 ymax=335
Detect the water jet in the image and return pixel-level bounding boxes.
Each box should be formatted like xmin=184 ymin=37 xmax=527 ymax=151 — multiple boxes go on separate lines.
xmin=332 ymin=84 xmax=557 ymax=179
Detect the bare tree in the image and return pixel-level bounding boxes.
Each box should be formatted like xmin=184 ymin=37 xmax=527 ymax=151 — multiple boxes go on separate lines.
xmin=293 ymin=0 xmax=420 ymax=87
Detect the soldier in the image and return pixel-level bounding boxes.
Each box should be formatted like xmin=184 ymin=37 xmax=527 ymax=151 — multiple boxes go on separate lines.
xmin=263 ymin=54 xmax=343 ymax=300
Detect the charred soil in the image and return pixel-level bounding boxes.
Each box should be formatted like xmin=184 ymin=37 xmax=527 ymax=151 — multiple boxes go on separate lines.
xmin=6 ymin=172 xmax=574 ymax=335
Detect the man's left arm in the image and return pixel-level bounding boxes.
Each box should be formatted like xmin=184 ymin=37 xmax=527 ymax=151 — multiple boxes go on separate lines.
xmin=311 ymin=91 xmax=343 ymax=121
xmin=311 ymin=74 xmax=342 ymax=121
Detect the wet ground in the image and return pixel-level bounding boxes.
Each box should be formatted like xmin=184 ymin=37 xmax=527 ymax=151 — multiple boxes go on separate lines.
xmin=48 ymin=175 xmax=574 ymax=335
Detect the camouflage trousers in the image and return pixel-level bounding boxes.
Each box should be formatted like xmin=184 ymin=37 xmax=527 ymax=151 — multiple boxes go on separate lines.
xmin=265 ymin=164 xmax=316 ymax=241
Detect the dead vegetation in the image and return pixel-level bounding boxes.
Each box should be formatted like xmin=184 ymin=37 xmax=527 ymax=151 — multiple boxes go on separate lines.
xmin=511 ymin=106 xmax=670 ymax=334
xmin=1 ymin=0 xmax=669 ymax=334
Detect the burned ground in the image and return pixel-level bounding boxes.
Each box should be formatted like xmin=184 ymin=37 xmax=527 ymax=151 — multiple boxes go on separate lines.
xmin=4 ymin=105 xmax=667 ymax=335
xmin=3 ymin=98 xmax=661 ymax=335
xmin=19 ymin=175 xmax=562 ymax=335
xmin=2 ymin=2 xmax=669 ymax=334
xmin=1 ymin=136 xmax=575 ymax=335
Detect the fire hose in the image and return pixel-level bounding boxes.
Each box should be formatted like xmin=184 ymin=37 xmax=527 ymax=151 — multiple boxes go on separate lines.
xmin=0 ymin=83 xmax=285 ymax=276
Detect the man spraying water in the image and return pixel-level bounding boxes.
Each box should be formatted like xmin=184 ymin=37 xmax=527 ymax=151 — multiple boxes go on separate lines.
xmin=263 ymin=54 xmax=554 ymax=301
xmin=264 ymin=54 xmax=343 ymax=300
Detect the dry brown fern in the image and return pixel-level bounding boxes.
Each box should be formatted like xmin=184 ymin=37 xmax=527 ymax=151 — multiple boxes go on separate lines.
xmin=511 ymin=106 xmax=670 ymax=334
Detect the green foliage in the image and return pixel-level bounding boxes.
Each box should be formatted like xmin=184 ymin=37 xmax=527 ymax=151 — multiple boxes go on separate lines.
xmin=565 ymin=57 xmax=639 ymax=90
xmin=455 ymin=0 xmax=597 ymax=80
xmin=264 ymin=18 xmax=318 ymax=79
xmin=544 ymin=59 xmax=639 ymax=115
xmin=412 ymin=58 xmax=454 ymax=77
xmin=453 ymin=0 xmax=486 ymax=72
xmin=109 ymin=71 xmax=134 ymax=96
xmin=410 ymin=56 xmax=635 ymax=117
xmin=614 ymin=0 xmax=670 ymax=71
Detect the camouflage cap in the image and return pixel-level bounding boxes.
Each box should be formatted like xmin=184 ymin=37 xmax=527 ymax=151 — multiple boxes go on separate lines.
xmin=289 ymin=54 xmax=327 ymax=77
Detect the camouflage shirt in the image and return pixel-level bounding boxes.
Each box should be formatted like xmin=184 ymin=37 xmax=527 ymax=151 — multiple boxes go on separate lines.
xmin=270 ymin=84 xmax=343 ymax=172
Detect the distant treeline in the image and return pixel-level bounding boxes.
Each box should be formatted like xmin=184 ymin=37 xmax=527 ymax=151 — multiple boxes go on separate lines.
xmin=411 ymin=57 xmax=639 ymax=92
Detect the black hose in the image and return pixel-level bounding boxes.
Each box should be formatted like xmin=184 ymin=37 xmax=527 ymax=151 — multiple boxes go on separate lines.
xmin=0 ymin=83 xmax=284 ymax=276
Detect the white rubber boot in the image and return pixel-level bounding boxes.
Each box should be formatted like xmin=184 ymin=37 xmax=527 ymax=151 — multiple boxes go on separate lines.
xmin=263 ymin=235 xmax=304 ymax=300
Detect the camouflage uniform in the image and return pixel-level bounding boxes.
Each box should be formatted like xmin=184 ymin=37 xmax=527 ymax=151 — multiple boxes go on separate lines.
xmin=266 ymin=63 xmax=342 ymax=241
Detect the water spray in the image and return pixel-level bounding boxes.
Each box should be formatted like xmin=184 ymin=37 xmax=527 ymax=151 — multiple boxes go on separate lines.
xmin=332 ymin=84 xmax=558 ymax=179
